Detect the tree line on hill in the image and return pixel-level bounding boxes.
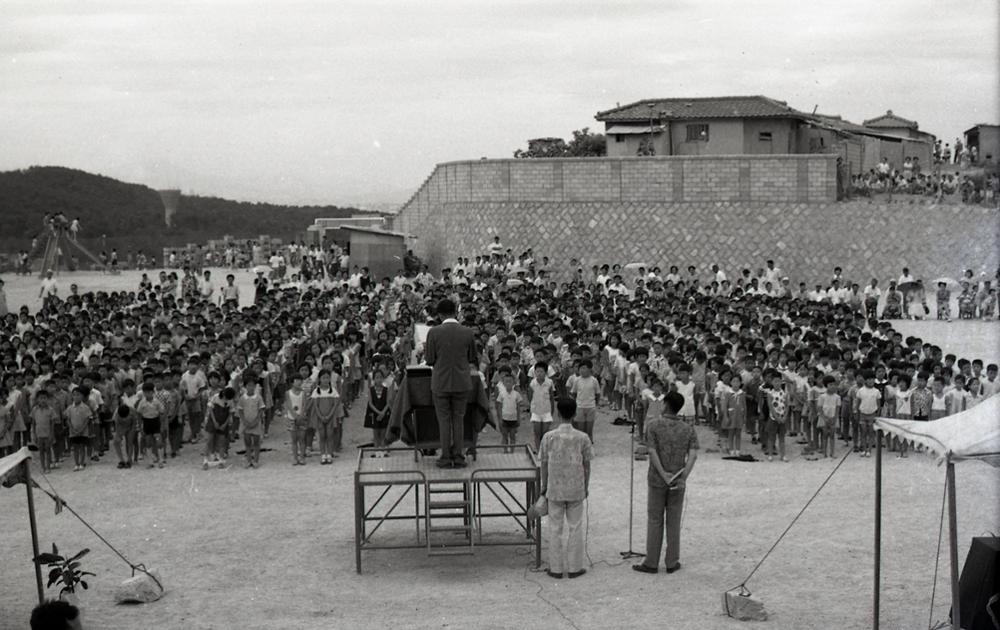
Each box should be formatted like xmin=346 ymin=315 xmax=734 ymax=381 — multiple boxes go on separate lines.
xmin=0 ymin=166 xmax=372 ymax=255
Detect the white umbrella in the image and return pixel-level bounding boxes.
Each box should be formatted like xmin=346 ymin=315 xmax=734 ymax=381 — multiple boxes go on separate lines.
xmin=931 ymin=277 xmax=961 ymax=289
xmin=624 ymin=262 xmax=648 ymax=270
xmin=252 ymin=265 xmax=272 ymax=275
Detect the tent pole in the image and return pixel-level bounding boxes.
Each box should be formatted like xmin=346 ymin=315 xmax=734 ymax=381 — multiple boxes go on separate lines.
xmin=946 ymin=457 xmax=960 ymax=630
xmin=23 ymin=460 xmax=44 ymax=604
xmin=873 ymin=430 xmax=882 ymax=630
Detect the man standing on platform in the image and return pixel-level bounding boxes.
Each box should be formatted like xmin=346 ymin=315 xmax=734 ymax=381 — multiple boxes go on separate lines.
xmin=424 ymin=298 xmax=478 ymax=469
xmin=633 ymin=392 xmax=699 ymax=575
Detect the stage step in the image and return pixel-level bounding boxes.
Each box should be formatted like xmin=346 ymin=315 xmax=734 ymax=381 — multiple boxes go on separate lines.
xmin=429 ymin=500 xmax=468 ymax=509
xmin=429 ymin=525 xmax=471 ymax=534
xmin=427 ymin=547 xmax=475 ymax=556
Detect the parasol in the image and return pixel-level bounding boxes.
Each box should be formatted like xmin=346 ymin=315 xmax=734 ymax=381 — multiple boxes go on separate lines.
xmin=251 ymin=265 xmax=272 ymax=275
xmin=931 ymin=277 xmax=961 ymax=289
xmin=896 ymin=280 xmax=920 ymax=293
xmin=624 ymin=262 xmax=648 ymax=270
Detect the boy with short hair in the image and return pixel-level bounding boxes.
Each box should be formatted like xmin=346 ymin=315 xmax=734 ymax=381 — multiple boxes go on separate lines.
xmin=817 ymin=376 xmax=841 ymax=458
xmin=854 ymin=370 xmax=882 ymax=458
xmin=527 ymin=362 xmax=555 ymax=451
xmin=30 ymin=391 xmax=57 ymax=473
xmin=569 ymin=359 xmax=600 ymax=444
xmin=135 ymin=382 xmax=166 ymax=469
xmin=495 ymin=370 xmax=523 ymax=453
xmin=64 ymin=388 xmax=93 ymax=472
xmin=237 ymin=377 xmax=265 ymax=468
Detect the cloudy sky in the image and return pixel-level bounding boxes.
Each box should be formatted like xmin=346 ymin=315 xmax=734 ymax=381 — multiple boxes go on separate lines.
xmin=2 ymin=0 xmax=997 ymax=206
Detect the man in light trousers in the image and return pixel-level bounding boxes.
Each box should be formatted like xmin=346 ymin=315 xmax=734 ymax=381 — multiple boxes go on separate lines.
xmin=539 ymin=398 xmax=593 ymax=579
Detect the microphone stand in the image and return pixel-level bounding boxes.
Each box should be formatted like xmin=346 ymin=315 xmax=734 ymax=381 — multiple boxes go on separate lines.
xmin=620 ymin=420 xmax=643 ymax=559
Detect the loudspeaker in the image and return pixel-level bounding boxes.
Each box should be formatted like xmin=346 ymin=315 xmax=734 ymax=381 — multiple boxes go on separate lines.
xmin=955 ymin=537 xmax=1000 ymax=630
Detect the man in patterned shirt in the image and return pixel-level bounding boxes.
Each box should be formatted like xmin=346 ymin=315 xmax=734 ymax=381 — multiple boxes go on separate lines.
xmin=539 ymin=398 xmax=594 ymax=579
xmin=633 ymin=391 xmax=698 ymax=575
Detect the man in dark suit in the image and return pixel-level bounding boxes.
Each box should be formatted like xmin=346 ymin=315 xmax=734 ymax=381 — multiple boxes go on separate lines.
xmin=424 ymin=298 xmax=478 ymax=468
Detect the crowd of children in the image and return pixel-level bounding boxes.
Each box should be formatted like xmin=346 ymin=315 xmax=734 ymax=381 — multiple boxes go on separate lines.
xmin=0 ymin=243 xmax=997 ymax=476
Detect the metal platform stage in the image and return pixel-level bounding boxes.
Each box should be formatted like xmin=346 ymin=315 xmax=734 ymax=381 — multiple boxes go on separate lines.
xmin=353 ymin=444 xmax=541 ymax=573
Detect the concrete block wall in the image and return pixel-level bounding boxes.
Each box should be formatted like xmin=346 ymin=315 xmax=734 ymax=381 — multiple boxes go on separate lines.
xmin=391 ymin=155 xmax=999 ymax=284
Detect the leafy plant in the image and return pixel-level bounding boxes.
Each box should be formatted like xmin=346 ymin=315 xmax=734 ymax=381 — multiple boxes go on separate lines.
xmin=33 ymin=544 xmax=95 ymax=596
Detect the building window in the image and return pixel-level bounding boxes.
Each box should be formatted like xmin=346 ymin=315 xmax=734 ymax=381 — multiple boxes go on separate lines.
xmin=686 ymin=124 xmax=709 ymax=142
xmin=615 ymin=134 xmax=625 ymax=143
xmin=758 ymin=132 xmax=772 ymax=141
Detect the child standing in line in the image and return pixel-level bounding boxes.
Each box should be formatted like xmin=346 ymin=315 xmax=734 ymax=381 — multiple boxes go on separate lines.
xmin=929 ymin=377 xmax=948 ymax=420
xmin=65 ymin=388 xmax=93 ymax=471
xmin=527 ymin=362 xmax=555 ymax=451
xmin=720 ymin=373 xmax=746 ymax=457
xmin=888 ymin=374 xmax=912 ymax=458
xmin=285 ymin=374 xmax=308 ymax=465
xmin=569 ymin=359 xmax=600 ymax=444
xmin=309 ymin=369 xmax=340 ymax=465
xmin=854 ymin=371 xmax=882 ymax=458
xmin=0 ymin=389 xmax=14 ymax=457
xmin=495 ymin=370 xmax=523 ymax=453
xmin=113 ymin=404 xmax=136 ymax=468
xmin=817 ymin=376 xmax=841 ymax=459
xmin=364 ymin=366 xmax=391 ymax=457
xmin=673 ymin=364 xmax=697 ymax=425
xmin=135 ymin=382 xmax=166 ymax=469
xmin=204 ymin=387 xmax=236 ymax=469
xmin=762 ymin=369 xmax=788 ymax=462
xmin=31 ymin=391 xmax=57 ymax=473
xmin=237 ymin=376 xmax=265 ymax=468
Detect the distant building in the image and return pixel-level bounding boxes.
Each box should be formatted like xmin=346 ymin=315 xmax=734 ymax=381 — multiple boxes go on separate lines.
xmin=595 ymin=95 xmax=935 ymax=176
xmin=862 ymin=110 xmax=936 ymax=145
xmin=964 ymin=124 xmax=1000 ymax=165
xmin=595 ymin=95 xmax=810 ymax=157
xmin=306 ymin=216 xmax=388 ymax=246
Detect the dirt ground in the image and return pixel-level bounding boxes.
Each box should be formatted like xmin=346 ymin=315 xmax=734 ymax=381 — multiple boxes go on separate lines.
xmin=1 ymin=271 xmax=998 ymax=629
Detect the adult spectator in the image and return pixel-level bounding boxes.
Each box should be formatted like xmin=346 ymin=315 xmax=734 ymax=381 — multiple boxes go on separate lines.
xmin=633 ymin=391 xmax=699 ymax=575
xmin=539 ymin=398 xmax=593 ymax=579
xmin=30 ymin=600 xmax=83 ymax=630
xmin=424 ymin=298 xmax=478 ymax=468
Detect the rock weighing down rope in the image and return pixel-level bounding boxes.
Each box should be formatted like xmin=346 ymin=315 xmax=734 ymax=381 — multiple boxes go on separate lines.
xmin=723 ymin=448 xmax=853 ymax=621
xmin=33 ymin=465 xmax=165 ymax=602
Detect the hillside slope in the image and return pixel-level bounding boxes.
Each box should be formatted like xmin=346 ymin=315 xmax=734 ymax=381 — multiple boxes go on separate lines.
xmin=0 ymin=166 xmax=369 ymax=255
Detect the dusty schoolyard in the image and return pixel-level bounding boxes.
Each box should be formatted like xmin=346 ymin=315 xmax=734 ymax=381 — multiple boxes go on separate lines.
xmin=1 ymin=270 xmax=998 ymax=629
xmin=1 ymin=394 xmax=997 ymax=630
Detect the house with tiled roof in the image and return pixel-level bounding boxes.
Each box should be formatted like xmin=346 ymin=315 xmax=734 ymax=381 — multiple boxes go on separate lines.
xmin=862 ymin=110 xmax=935 ymax=144
xmin=595 ymin=95 xmax=812 ymax=157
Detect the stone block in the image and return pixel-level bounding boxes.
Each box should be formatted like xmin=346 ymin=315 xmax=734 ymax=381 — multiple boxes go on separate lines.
xmin=723 ymin=590 xmax=767 ymax=621
xmin=115 ymin=569 xmax=164 ymax=604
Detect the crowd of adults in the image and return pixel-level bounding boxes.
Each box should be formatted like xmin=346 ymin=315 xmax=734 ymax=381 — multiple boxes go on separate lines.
xmin=849 ymin=156 xmax=999 ymax=204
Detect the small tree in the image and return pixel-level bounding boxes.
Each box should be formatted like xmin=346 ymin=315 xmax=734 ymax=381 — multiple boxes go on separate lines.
xmin=34 ymin=544 xmax=95 ymax=597
xmin=636 ymin=137 xmax=656 ymax=156
xmin=514 ymin=128 xmax=606 ymax=158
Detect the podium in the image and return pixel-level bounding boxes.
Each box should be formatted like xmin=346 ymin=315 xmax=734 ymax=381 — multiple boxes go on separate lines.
xmin=387 ymin=366 xmax=493 ymax=460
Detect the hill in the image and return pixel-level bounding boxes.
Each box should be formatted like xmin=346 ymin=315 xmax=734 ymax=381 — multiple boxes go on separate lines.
xmin=0 ymin=166 xmax=371 ymax=257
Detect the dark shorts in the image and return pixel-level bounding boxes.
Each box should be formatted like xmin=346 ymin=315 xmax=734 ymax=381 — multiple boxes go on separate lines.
xmin=70 ymin=436 xmax=89 ymax=446
xmin=142 ymin=417 xmax=161 ymax=436
xmin=502 ymin=420 xmax=519 ymax=429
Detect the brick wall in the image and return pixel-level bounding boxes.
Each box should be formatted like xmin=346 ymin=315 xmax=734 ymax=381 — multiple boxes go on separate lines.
xmin=394 ymin=156 xmax=999 ymax=284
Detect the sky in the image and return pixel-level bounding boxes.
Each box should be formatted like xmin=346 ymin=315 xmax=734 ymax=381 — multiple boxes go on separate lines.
xmin=2 ymin=0 xmax=997 ymax=207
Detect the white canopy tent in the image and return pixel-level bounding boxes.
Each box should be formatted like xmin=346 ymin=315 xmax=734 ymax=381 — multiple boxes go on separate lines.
xmin=0 ymin=447 xmax=45 ymax=604
xmin=873 ymin=394 xmax=1000 ymax=630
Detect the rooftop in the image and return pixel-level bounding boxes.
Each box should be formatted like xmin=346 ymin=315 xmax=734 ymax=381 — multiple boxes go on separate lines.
xmin=862 ymin=110 xmax=919 ymax=129
xmin=595 ymin=95 xmax=806 ymax=122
